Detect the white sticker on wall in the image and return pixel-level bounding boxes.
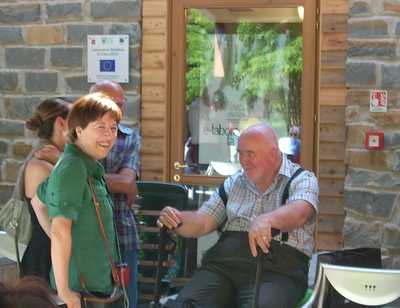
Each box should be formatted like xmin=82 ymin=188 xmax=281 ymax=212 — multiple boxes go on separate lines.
xmin=370 ymin=90 xmax=387 ymax=112
xmin=87 ymin=35 xmax=129 ymax=83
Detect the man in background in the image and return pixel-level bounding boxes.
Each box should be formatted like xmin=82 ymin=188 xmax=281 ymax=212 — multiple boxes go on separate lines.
xmin=90 ymin=80 xmax=141 ymax=308
xmin=185 ymin=88 xmax=210 ymax=174
xmin=289 ymin=125 xmax=301 ymax=163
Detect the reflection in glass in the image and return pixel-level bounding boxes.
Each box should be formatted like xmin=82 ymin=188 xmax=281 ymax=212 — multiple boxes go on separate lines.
xmin=186 ymin=185 xmax=218 ymax=271
xmin=184 ymin=8 xmax=303 ymax=175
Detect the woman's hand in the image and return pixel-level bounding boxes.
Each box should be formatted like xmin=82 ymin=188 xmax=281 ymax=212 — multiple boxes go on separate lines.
xmin=35 ymin=144 xmax=61 ymax=165
xmin=59 ymin=288 xmax=81 ymax=308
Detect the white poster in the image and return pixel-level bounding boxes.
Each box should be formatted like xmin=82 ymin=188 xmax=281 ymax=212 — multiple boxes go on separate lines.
xmin=370 ymin=90 xmax=387 ymax=112
xmin=87 ymin=35 xmax=129 ymax=83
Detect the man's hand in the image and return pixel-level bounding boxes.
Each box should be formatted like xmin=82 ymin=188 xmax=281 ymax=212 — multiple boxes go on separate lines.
xmin=157 ymin=206 xmax=183 ymax=230
xmin=248 ymin=214 xmax=274 ymax=257
xmin=104 ymin=168 xmax=136 ymax=205
xmin=126 ymin=182 xmax=137 ymax=207
xmin=35 ymin=145 xmax=61 ymax=165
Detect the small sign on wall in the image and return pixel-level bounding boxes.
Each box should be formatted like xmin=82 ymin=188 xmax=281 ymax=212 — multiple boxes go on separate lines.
xmin=365 ymin=130 xmax=384 ymax=151
xmin=87 ymin=35 xmax=129 ymax=83
xmin=370 ymin=90 xmax=387 ymax=112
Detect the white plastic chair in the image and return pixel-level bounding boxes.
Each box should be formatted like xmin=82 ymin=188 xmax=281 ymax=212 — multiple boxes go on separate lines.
xmin=300 ymin=263 xmax=400 ymax=307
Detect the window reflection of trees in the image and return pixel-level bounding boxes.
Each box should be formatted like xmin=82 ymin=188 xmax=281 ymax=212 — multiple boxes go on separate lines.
xmin=233 ymin=22 xmax=303 ymax=133
xmin=186 ymin=9 xmax=303 ymax=136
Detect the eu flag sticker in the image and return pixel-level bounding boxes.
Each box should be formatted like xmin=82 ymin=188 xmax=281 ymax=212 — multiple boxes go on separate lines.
xmin=100 ymin=59 xmax=115 ymax=72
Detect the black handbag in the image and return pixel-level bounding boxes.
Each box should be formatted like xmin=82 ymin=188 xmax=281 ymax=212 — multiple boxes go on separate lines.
xmin=80 ymin=291 xmax=124 ymax=308
xmin=80 ymin=290 xmax=124 ymax=308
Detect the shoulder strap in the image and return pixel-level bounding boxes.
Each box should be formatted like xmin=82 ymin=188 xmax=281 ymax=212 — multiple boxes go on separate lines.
xmin=77 ymin=178 xmax=123 ymax=303
xmin=218 ymin=183 xmax=228 ymax=206
xmin=218 ymin=168 xmax=305 ymax=241
xmin=218 ymin=167 xmax=305 ymax=207
xmin=280 ymin=167 xmax=304 ymax=241
xmin=282 ymin=167 xmax=304 ymax=206
xmin=87 ymin=177 xmax=120 ymax=286
xmin=217 ymin=184 xmax=228 ymax=232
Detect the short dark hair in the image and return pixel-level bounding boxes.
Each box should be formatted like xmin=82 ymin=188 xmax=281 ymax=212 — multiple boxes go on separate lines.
xmin=67 ymin=92 xmax=122 ymax=143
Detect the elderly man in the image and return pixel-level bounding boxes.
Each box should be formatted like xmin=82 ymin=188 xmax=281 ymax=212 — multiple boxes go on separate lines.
xmin=158 ymin=123 xmax=318 ymax=307
xmin=90 ymin=80 xmax=141 ymax=308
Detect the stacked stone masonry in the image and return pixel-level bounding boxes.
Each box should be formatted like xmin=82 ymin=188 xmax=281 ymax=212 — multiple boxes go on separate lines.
xmin=0 ymin=0 xmax=142 ymax=205
xmin=345 ymin=0 xmax=400 ymax=265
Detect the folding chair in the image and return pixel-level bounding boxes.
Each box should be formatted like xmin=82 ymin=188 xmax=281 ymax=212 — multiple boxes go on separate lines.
xmin=300 ymin=263 xmax=400 ymax=307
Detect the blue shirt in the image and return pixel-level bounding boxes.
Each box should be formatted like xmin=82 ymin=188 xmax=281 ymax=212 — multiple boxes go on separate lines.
xmin=102 ymin=124 xmax=141 ymax=250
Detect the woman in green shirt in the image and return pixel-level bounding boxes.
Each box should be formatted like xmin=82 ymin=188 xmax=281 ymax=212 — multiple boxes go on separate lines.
xmin=32 ymin=92 xmax=122 ymax=308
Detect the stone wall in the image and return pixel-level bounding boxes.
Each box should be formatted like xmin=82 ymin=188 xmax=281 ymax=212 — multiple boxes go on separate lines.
xmin=0 ymin=0 xmax=142 ymax=204
xmin=345 ymin=0 xmax=400 ymax=263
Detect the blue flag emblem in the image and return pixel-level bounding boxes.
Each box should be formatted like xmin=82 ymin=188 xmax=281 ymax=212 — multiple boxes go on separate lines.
xmin=100 ymin=60 xmax=115 ymax=72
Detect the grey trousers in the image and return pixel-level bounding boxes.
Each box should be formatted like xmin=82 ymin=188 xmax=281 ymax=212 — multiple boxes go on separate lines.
xmin=172 ymin=232 xmax=309 ymax=308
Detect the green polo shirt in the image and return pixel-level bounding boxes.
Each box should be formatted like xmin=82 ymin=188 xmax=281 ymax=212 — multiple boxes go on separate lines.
xmin=37 ymin=143 xmax=117 ymax=294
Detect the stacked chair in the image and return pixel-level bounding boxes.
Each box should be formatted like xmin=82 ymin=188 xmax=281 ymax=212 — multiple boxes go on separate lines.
xmin=135 ymin=181 xmax=188 ymax=305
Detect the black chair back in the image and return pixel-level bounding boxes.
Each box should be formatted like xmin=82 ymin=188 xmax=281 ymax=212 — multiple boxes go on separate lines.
xmin=136 ymin=181 xmax=188 ymax=304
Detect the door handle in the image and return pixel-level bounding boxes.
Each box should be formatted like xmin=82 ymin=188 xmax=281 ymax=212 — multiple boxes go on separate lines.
xmin=173 ymin=174 xmax=181 ymax=182
xmin=174 ymin=161 xmax=188 ymax=170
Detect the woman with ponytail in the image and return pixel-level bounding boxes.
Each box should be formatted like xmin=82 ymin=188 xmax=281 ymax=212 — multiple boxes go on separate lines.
xmin=19 ymin=97 xmax=71 ymax=282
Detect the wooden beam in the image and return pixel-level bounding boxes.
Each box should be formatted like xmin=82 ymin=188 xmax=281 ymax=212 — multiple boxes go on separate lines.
xmin=143 ymin=17 xmax=167 ymax=34
xmin=141 ymin=119 xmax=166 ymax=137
xmin=143 ymin=34 xmax=166 ymax=52
xmin=320 ymin=106 xmax=345 ymax=124
xmin=142 ymin=85 xmax=166 ymax=102
xmin=320 ymin=68 xmax=346 ymax=87
xmin=321 ymin=0 xmax=349 ymax=14
xmin=142 ymin=102 xmax=166 ymax=119
xmin=143 ymin=0 xmax=167 ymax=17
xmin=321 ymin=14 xmax=348 ymax=33
xmin=321 ymin=32 xmax=348 ymax=51
xmin=319 ymin=87 xmax=347 ymax=106
xmin=141 ymin=136 xmax=164 ymax=154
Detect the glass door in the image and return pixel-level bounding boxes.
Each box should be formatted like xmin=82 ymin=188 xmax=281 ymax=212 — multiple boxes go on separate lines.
xmin=169 ymin=0 xmax=317 ymax=186
xmin=168 ymin=0 xmax=318 ymax=273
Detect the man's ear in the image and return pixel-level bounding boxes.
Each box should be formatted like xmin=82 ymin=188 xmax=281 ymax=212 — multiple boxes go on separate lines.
xmin=270 ymin=146 xmax=281 ymax=162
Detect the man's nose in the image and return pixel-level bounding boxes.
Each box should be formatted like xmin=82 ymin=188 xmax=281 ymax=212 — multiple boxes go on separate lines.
xmin=239 ymin=155 xmax=248 ymax=165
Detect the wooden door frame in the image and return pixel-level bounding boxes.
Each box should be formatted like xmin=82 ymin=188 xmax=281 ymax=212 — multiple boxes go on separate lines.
xmin=166 ymin=0 xmax=319 ymax=184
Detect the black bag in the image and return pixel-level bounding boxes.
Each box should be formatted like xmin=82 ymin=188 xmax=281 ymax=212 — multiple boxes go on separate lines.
xmin=80 ymin=293 xmax=124 ymax=308
xmin=319 ymin=248 xmax=382 ymax=308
